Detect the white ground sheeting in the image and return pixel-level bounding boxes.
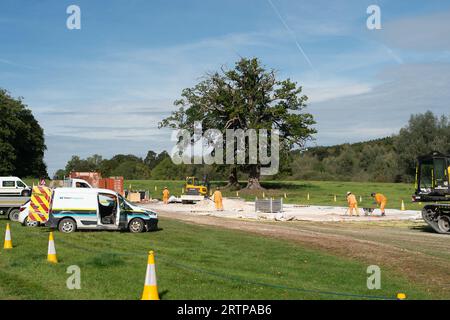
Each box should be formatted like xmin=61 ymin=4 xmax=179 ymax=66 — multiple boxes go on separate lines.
xmin=142 ymin=198 xmax=422 ymax=222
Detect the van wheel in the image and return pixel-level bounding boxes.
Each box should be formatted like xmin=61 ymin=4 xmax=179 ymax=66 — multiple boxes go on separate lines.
xmin=59 ymin=218 xmax=77 ymax=233
xmin=21 ymin=190 xmax=31 ymax=197
xmin=129 ymin=218 xmax=145 ymax=233
xmin=24 ymin=217 xmax=39 ymax=227
xmin=8 ymin=209 xmax=20 ymax=222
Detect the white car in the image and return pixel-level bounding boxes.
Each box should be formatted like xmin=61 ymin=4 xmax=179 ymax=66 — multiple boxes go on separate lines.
xmin=18 ymin=201 xmax=40 ymax=227
xmin=0 ymin=177 xmax=31 ymax=196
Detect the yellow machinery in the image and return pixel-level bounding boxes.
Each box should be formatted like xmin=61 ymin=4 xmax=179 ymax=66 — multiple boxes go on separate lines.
xmin=185 ymin=176 xmax=208 ymax=196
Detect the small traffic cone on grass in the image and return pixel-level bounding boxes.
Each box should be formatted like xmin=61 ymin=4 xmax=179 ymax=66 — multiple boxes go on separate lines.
xmin=47 ymin=232 xmax=58 ymax=263
xmin=4 ymin=223 xmax=12 ymax=249
xmin=401 ymin=200 xmax=406 ymax=211
xmin=397 ymin=293 xmax=407 ymax=300
xmin=141 ymin=251 xmax=160 ymax=300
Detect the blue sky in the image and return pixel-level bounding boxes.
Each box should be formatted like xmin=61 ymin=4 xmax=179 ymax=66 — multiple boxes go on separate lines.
xmin=1 ymin=0 xmax=450 ymax=175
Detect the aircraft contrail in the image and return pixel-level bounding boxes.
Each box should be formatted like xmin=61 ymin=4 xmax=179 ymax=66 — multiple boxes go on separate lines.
xmin=267 ymin=0 xmax=316 ymax=72
xmin=0 ymin=58 xmax=37 ymax=70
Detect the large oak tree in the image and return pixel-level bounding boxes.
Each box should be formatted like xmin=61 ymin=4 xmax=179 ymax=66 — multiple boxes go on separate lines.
xmin=160 ymin=58 xmax=316 ymax=189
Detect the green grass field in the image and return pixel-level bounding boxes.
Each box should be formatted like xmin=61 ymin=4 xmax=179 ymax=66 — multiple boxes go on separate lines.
xmin=0 ymin=217 xmax=434 ymax=300
xmin=125 ymin=180 xmax=423 ymax=211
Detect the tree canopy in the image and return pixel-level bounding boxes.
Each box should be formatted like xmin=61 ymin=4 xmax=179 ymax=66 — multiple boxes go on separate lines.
xmin=395 ymin=111 xmax=450 ymax=180
xmin=0 ymin=89 xmax=47 ymax=177
xmin=160 ymin=57 xmax=316 ymax=189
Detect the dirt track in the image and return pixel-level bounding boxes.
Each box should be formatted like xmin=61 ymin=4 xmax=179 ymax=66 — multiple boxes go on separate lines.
xmin=159 ymin=210 xmax=450 ymax=297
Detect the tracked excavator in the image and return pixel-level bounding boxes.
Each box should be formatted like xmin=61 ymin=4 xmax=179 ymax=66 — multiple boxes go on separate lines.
xmin=413 ymin=151 xmax=450 ymax=234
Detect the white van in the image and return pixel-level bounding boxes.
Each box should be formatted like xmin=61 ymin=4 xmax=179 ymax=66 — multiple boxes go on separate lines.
xmin=18 ymin=178 xmax=92 ymax=226
xmin=45 ymin=188 xmax=158 ymax=233
xmin=0 ymin=177 xmax=31 ymax=196
xmin=67 ymin=178 xmax=92 ymax=188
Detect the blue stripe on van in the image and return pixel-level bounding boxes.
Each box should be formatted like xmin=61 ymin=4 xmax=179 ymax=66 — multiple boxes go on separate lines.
xmin=127 ymin=214 xmax=150 ymax=219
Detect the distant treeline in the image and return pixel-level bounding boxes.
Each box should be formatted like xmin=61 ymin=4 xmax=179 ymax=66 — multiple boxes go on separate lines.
xmin=55 ymin=111 xmax=450 ymax=183
xmin=54 ymin=150 xmax=235 ymax=181
xmin=289 ymin=111 xmax=450 ymax=183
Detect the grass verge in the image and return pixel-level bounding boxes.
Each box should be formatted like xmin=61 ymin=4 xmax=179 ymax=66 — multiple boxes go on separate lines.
xmin=0 ymin=218 xmax=435 ymax=300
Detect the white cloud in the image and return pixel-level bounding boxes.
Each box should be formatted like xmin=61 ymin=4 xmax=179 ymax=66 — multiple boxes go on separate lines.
xmin=379 ymin=11 xmax=450 ymax=51
xmin=305 ymin=81 xmax=372 ymax=103
xmin=6 ymin=11 xmax=447 ymax=175
xmin=309 ymin=63 xmax=450 ymax=145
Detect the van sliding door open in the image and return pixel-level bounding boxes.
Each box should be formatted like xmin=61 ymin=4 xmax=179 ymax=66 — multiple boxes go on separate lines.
xmin=98 ymin=193 xmax=118 ymax=225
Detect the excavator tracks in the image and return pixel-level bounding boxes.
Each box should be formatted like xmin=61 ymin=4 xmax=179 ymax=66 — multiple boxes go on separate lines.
xmin=422 ymin=204 xmax=450 ymax=234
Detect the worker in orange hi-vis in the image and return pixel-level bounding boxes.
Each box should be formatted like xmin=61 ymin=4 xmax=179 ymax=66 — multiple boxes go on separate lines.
xmin=372 ymin=192 xmax=387 ymax=217
xmin=212 ymin=187 xmax=223 ymax=211
xmin=162 ymin=187 xmax=170 ymax=204
xmin=346 ymin=192 xmax=360 ymax=217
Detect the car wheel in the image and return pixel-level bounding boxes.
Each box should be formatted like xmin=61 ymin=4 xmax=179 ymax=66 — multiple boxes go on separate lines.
xmin=21 ymin=190 xmax=31 ymax=197
xmin=24 ymin=217 xmax=39 ymax=228
xmin=128 ymin=218 xmax=145 ymax=233
xmin=58 ymin=218 xmax=77 ymax=233
xmin=8 ymin=209 xmax=20 ymax=222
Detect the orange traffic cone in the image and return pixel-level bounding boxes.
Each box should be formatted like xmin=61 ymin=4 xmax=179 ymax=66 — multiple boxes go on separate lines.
xmin=47 ymin=232 xmax=58 ymax=263
xmin=4 ymin=223 xmax=12 ymax=249
xmin=141 ymin=251 xmax=159 ymax=300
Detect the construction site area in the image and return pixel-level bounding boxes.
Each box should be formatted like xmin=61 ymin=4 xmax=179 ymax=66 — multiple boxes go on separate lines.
xmin=1 ymin=1 xmax=450 ymax=304
xmin=2 ymin=186 xmax=450 ymax=300
xmin=1 ymin=152 xmax=450 ymax=300
xmin=144 ymin=198 xmax=421 ymax=222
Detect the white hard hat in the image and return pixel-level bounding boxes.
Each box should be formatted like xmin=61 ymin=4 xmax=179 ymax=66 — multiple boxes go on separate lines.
xmin=346 ymin=191 xmax=351 ymax=195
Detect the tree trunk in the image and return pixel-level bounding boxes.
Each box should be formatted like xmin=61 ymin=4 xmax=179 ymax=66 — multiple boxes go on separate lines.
xmin=225 ymin=167 xmax=240 ymax=190
xmin=246 ymin=165 xmax=264 ymax=189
